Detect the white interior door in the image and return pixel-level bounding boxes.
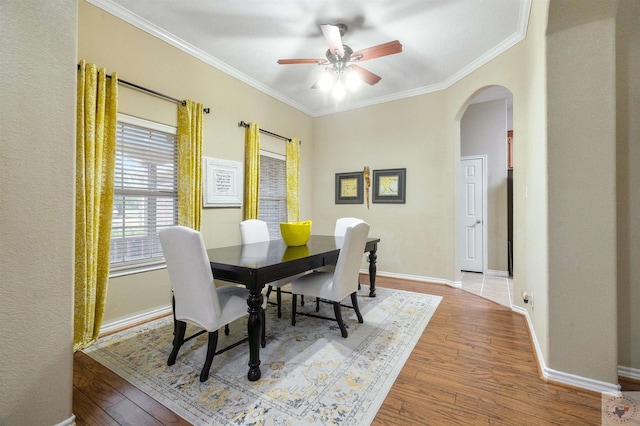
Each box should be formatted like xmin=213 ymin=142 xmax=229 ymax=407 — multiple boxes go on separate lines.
xmin=460 ymin=157 xmax=485 ymax=272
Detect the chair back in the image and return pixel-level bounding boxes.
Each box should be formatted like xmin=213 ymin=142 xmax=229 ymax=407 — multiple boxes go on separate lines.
xmin=334 ymin=217 xmax=361 ymax=237
xmin=159 ymin=226 xmax=222 ymax=331
xmin=332 ymin=221 xmax=370 ymax=300
xmin=239 ymin=219 xmax=270 ymax=244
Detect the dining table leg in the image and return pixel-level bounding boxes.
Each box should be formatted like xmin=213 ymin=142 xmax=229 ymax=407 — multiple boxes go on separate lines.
xmin=368 ymin=243 xmax=378 ymax=297
xmin=246 ymin=289 xmax=263 ymax=381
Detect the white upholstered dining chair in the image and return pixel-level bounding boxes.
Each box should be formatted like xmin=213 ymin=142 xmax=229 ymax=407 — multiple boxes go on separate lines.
xmin=313 ymin=217 xmax=365 ymax=310
xmin=239 ymin=219 xmax=305 ymax=318
xmin=316 ymin=216 xmax=362 ymax=273
xmin=159 ymin=225 xmax=265 ymax=382
xmin=290 ymin=220 xmax=370 ymax=338
xmin=334 ymin=217 xmax=362 ymax=237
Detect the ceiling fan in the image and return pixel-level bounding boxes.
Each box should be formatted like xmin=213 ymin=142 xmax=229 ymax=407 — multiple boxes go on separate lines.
xmin=277 ymin=23 xmax=402 ymax=98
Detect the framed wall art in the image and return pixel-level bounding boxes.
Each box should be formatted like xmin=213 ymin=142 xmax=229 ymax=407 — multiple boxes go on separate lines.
xmin=203 ymin=157 xmax=243 ymax=207
xmin=372 ymin=168 xmax=406 ymax=204
xmin=335 ymin=171 xmax=364 ymax=204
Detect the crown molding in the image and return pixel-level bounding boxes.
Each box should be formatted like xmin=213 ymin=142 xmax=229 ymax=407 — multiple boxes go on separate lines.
xmin=85 ymin=0 xmax=314 ymax=116
xmin=86 ymin=0 xmax=531 ymax=117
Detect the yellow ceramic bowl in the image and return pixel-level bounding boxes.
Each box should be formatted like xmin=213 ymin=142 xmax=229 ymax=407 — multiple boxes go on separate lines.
xmin=280 ymin=220 xmax=312 ymax=246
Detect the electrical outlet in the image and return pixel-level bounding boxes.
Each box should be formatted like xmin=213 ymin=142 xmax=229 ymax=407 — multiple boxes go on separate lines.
xmin=522 ymin=291 xmax=534 ymax=308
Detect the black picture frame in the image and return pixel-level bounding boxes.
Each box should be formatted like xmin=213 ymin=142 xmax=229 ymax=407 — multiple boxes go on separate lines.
xmin=372 ymin=168 xmax=406 ymax=204
xmin=335 ymin=172 xmax=364 ymax=204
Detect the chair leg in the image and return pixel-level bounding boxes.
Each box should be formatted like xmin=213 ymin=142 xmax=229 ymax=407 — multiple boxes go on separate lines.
xmin=316 ymin=297 xmax=320 ymax=312
xmin=266 ymin=285 xmax=273 ymax=301
xmin=168 ymin=320 xmax=186 ymax=366
xmin=200 ymin=330 xmax=219 ymax=382
xmin=291 ymin=294 xmax=297 ymax=326
xmin=351 ymin=292 xmax=364 ymax=323
xmin=171 ymin=294 xmax=177 ymax=334
xmin=334 ymin=302 xmax=348 ymax=338
xmin=301 ymin=295 xmax=305 ymax=306
xmin=224 ymin=324 xmax=230 ymax=336
xmin=276 ymin=287 xmax=282 ymax=318
xmin=261 ymin=309 xmax=266 ymax=348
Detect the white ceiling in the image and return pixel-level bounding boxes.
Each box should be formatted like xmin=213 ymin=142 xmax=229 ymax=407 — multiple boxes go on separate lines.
xmin=88 ymin=0 xmax=528 ymax=117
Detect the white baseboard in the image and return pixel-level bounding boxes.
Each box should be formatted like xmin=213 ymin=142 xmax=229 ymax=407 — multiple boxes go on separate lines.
xmin=512 ymin=304 xmax=620 ymax=394
xmin=619 ymin=365 xmax=640 ymax=381
xmin=364 ymin=269 xmax=461 ymax=288
xmin=100 ymin=305 xmax=172 ymax=335
xmin=55 ymin=414 xmax=76 ymax=426
xmin=544 ymin=367 xmax=620 ymax=393
xmin=486 ymin=269 xmax=510 ymax=277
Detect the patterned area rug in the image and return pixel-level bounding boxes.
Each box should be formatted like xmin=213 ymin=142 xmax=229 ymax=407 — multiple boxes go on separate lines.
xmin=84 ymin=286 xmax=441 ymax=425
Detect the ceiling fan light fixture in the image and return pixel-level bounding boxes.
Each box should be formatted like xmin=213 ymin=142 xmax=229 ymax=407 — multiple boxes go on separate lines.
xmin=345 ymin=69 xmax=361 ymax=90
xmin=332 ymin=81 xmax=346 ymax=100
xmin=318 ymin=72 xmax=334 ymax=91
xmin=278 ymin=23 xmax=401 ymax=98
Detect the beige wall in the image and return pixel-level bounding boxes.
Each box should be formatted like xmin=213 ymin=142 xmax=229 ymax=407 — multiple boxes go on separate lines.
xmin=0 ymin=1 xmax=76 ymax=424
xmin=313 ymin=93 xmax=455 ymax=281
xmin=546 ymin=0 xmax=619 ymax=383
xmin=78 ymin=1 xmax=314 ymax=324
xmin=616 ymin=0 xmax=640 ymax=372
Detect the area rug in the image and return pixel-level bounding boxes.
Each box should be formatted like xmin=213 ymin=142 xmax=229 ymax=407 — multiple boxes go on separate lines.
xmin=84 ymin=286 xmax=441 ymax=425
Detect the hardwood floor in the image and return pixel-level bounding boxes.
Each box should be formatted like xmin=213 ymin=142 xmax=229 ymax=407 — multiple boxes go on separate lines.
xmin=73 ymin=276 xmax=633 ymax=425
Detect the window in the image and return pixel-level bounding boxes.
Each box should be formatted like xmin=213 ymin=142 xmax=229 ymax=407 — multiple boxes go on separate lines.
xmin=258 ymin=151 xmax=287 ymax=239
xmin=109 ymin=114 xmax=178 ymax=275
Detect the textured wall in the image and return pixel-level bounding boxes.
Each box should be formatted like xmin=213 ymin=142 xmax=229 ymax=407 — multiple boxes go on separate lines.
xmin=547 ymin=1 xmax=618 ymax=383
xmin=0 ymin=1 xmax=76 ymax=424
xmin=616 ymin=0 xmax=640 ymax=373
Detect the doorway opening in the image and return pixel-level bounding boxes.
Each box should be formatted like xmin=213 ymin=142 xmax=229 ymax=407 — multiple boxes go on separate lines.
xmin=457 ymin=85 xmax=513 ymax=306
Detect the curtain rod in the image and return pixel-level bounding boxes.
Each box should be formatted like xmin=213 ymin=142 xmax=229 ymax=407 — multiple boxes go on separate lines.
xmin=238 ymin=121 xmax=300 ymax=144
xmin=77 ymin=64 xmax=210 ymax=114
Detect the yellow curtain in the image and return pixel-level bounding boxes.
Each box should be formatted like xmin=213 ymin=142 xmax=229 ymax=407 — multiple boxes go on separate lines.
xmin=244 ymin=123 xmax=260 ymax=220
xmin=74 ymin=60 xmax=118 ymax=350
xmin=177 ymin=100 xmax=203 ymax=230
xmin=286 ymin=138 xmax=300 ymax=222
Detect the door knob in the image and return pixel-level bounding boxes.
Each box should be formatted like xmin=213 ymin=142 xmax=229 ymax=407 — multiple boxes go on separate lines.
xmin=476 ymin=219 xmax=482 ymax=224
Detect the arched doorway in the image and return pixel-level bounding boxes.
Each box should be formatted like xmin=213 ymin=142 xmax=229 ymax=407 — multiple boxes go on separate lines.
xmin=457 ymin=85 xmax=513 ymax=306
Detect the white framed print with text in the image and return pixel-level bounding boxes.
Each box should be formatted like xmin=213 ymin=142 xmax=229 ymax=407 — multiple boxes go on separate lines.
xmin=203 ymin=157 xmax=243 ymax=207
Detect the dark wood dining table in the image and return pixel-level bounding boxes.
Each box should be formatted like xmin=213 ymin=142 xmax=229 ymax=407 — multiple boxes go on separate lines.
xmin=206 ymin=235 xmax=380 ymax=381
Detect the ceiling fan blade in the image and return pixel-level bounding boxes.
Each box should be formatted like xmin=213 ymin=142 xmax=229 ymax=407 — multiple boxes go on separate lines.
xmin=350 ymin=40 xmax=402 ymax=62
xmin=349 ymin=64 xmax=382 ymax=85
xmin=320 ymin=24 xmax=345 ymax=58
xmin=278 ymin=58 xmax=328 ymax=65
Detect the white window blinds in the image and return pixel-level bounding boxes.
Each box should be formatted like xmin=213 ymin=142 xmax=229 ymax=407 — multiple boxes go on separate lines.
xmin=110 ymin=114 xmax=178 ymax=272
xmin=258 ymin=151 xmax=287 ymax=239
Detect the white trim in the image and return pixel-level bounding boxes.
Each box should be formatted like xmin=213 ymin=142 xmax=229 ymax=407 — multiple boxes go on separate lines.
xmin=486 ymin=269 xmax=510 ymax=277
xmin=100 ymin=305 xmax=173 ymax=335
xmin=544 ymin=368 xmax=620 ymax=394
xmin=364 ymin=269 xmax=462 ymax=288
xmin=117 ymin=113 xmax=176 ymax=134
xmin=260 ymin=150 xmax=286 ymax=161
xmin=512 ymin=304 xmax=621 ymax=394
xmin=85 ymin=0 xmax=531 ymax=118
xmin=109 ymin=261 xmax=166 ymax=278
xmin=54 ymin=415 xmax=76 ymax=426
xmin=86 ymin=0 xmax=314 ymax=117
xmin=619 ymin=365 xmax=640 ymax=381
